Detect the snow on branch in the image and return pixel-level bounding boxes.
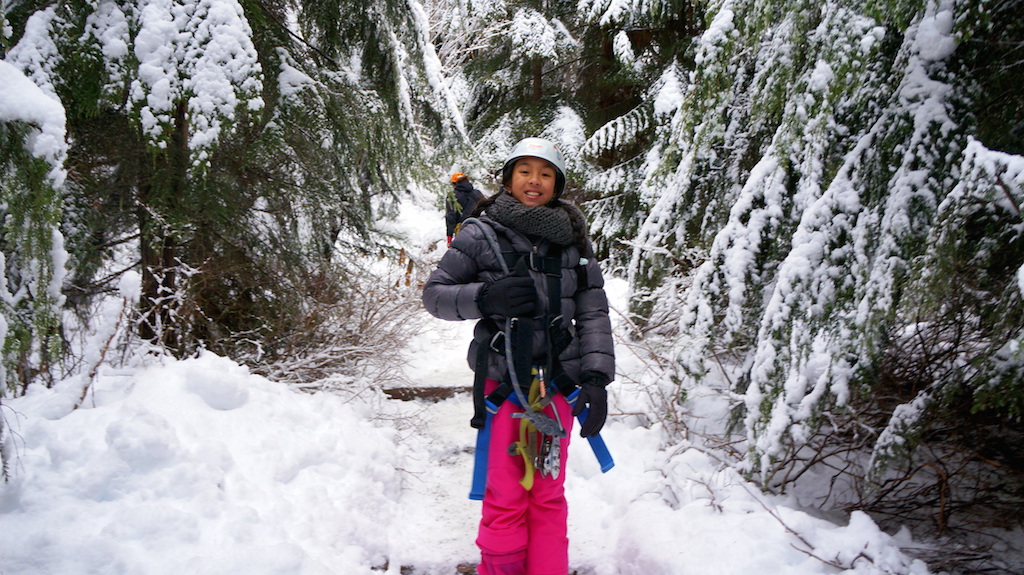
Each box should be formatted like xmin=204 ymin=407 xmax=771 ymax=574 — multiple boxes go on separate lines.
xmin=127 ymin=0 xmax=264 ymax=164
xmin=0 ymin=61 xmax=67 ymax=187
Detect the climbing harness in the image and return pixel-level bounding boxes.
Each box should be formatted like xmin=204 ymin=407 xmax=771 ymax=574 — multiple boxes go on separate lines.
xmin=465 ymin=217 xmax=567 ymax=438
xmin=462 ymin=217 xmax=615 ymax=501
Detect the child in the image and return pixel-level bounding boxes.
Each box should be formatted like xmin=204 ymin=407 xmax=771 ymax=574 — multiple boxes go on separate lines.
xmin=422 ymin=137 xmax=615 ymax=575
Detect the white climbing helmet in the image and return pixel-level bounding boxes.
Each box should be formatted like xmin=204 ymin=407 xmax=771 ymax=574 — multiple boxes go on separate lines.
xmin=501 ymin=137 xmax=567 ymax=197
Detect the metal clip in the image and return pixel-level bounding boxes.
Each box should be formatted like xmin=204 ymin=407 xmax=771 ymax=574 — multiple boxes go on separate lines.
xmin=536 ymin=435 xmax=561 ymax=479
xmin=529 ymin=251 xmax=542 ymax=271
xmin=488 ymin=330 xmax=504 ymax=353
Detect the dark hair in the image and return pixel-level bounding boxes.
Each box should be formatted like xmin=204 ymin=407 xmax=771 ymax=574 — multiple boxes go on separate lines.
xmin=470 ymin=193 xmax=496 ymax=217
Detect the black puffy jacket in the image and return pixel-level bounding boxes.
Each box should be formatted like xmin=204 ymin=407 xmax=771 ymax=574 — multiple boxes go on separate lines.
xmin=422 ymin=215 xmax=614 ymax=386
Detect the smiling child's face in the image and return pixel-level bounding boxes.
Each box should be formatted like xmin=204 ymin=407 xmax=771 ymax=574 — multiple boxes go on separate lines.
xmin=508 ymin=157 xmax=557 ymax=207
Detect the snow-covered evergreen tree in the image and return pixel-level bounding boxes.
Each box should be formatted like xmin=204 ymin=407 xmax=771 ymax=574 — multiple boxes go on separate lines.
xmin=623 ymin=0 xmax=1024 ymax=501
xmin=0 ymin=45 xmax=69 ymax=478
xmin=426 ymin=0 xmax=589 ymax=183
xmin=3 ymin=0 xmax=468 ymax=362
xmin=0 ymin=55 xmax=67 ymax=394
xmin=573 ymin=0 xmax=699 ymax=269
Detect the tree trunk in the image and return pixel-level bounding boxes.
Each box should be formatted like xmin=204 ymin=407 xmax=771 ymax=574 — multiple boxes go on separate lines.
xmin=137 ymin=218 xmax=180 ymax=350
xmin=137 ymin=100 xmax=189 ymax=352
xmin=532 ymin=59 xmax=543 ymax=101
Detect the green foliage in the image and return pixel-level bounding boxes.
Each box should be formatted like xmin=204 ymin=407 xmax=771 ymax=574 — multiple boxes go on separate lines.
xmin=3 ymin=0 xmax=466 ymax=363
xmin=955 ymin=0 xmax=1024 ymax=155
xmin=891 ymin=140 xmax=1024 ymax=427
xmin=453 ymin=1 xmax=579 ymax=135
xmin=610 ymin=0 xmax=1024 ymax=519
xmin=569 ymin=0 xmax=705 ymax=277
xmin=0 ymin=118 xmax=64 ymax=394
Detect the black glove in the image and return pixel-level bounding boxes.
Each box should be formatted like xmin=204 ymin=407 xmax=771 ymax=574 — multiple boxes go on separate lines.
xmin=572 ymin=373 xmax=609 ymax=437
xmin=478 ymin=275 xmax=537 ymax=317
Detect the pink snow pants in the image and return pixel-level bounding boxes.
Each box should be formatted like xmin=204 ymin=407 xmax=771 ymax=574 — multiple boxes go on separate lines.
xmin=477 ymin=378 xmax=574 ymax=575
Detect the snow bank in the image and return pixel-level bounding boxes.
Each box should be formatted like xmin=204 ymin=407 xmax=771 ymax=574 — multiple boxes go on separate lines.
xmin=1 ymin=352 xmax=405 ymax=574
xmin=0 ymin=337 xmax=933 ymax=574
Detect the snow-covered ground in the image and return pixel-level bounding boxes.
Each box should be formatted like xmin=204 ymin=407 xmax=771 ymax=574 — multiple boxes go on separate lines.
xmin=0 ymin=196 xmax=933 ymax=574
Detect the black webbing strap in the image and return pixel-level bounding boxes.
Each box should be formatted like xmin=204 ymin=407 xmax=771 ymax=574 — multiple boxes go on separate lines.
xmin=501 ymin=251 xmax=561 ymax=276
xmin=471 ymin=322 xmax=511 ymax=429
xmin=577 ymin=261 xmax=589 ymax=293
xmin=470 ymin=330 xmax=491 ymax=429
xmin=541 ymin=245 xmax=562 ymax=394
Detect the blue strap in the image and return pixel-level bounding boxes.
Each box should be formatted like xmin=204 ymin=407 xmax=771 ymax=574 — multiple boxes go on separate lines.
xmin=575 ymin=407 xmax=615 ymax=473
xmin=468 ymin=407 xmax=495 ymax=501
xmin=566 ymin=388 xmax=615 ymax=473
